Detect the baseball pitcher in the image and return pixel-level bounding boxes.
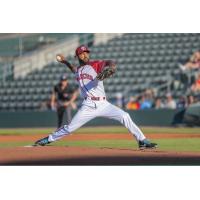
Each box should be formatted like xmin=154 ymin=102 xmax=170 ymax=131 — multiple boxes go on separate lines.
xmin=35 ymin=45 xmax=157 ymax=149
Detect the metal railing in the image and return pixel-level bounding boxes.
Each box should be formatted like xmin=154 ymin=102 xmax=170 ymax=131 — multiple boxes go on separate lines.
xmin=1 ymin=33 xmax=96 ymax=80
xmin=0 ymin=62 xmax=14 ymax=82
xmin=122 ymin=71 xmax=174 ymax=99
xmin=1 ymin=33 xmax=123 ymax=81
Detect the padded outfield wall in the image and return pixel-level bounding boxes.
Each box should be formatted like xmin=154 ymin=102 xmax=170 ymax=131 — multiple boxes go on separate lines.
xmin=0 ymin=108 xmax=193 ymax=128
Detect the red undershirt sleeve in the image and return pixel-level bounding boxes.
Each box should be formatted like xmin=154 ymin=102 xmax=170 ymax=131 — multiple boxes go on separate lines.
xmin=91 ymin=60 xmax=106 ymax=74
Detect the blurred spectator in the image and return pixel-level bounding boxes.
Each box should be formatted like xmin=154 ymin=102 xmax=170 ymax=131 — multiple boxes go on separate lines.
xmin=178 ymin=51 xmax=200 ymax=89
xmin=176 ymin=96 xmax=186 ymax=109
xmin=140 ymin=94 xmax=153 ymax=109
xmin=154 ymin=98 xmax=165 ymax=109
xmin=191 ymin=73 xmax=200 ymax=93
xmin=186 ymin=95 xmax=195 ymax=107
xmin=115 ymin=92 xmax=125 ymax=108
xmin=164 ymin=93 xmax=176 ymax=109
xmin=51 ymin=74 xmax=79 ymax=128
xmin=144 ymin=88 xmax=155 ymax=102
xmin=179 ymin=50 xmax=200 ymax=71
xmin=126 ymin=96 xmax=140 ymax=110
xmin=139 ymin=89 xmax=155 ymax=109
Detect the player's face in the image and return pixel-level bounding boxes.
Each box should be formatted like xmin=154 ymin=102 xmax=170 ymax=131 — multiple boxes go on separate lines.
xmin=78 ymin=51 xmax=90 ymax=64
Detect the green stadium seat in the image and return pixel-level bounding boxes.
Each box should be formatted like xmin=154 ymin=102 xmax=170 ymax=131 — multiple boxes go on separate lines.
xmin=16 ymin=95 xmax=24 ymax=101
xmin=1 ymin=33 xmax=200 ymax=111
xmin=1 ymin=102 xmax=9 ymax=110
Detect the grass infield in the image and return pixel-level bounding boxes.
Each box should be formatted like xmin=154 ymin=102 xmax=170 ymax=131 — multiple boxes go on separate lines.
xmin=0 ymin=126 xmax=200 ymax=135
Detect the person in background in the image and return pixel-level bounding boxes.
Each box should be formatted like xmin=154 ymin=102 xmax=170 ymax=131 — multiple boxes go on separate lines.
xmin=115 ymin=92 xmax=125 ymax=108
xmin=51 ymin=74 xmax=79 ymax=128
xmin=191 ymin=73 xmax=200 ymax=93
xmin=144 ymin=88 xmax=155 ymax=101
xmin=126 ymin=96 xmax=140 ymax=110
xmin=154 ymin=97 xmax=165 ymax=109
xmin=179 ymin=50 xmax=200 ymax=71
xmin=140 ymin=94 xmax=152 ymax=109
xmin=186 ymin=95 xmax=195 ymax=107
xmin=176 ymin=96 xmax=186 ymax=109
xmin=164 ymin=93 xmax=177 ymax=109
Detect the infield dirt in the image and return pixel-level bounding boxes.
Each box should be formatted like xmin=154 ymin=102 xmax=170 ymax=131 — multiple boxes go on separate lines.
xmin=0 ymin=133 xmax=200 ymax=165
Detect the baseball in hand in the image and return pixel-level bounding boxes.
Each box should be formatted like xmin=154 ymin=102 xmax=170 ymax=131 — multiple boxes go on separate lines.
xmin=56 ymin=54 xmax=65 ymax=63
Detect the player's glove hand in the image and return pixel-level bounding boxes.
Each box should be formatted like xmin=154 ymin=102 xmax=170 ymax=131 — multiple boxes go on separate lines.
xmin=96 ymin=67 xmax=115 ymax=81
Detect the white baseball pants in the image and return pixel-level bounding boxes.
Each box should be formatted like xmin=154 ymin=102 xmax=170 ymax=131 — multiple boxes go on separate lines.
xmin=48 ymin=100 xmax=146 ymax=142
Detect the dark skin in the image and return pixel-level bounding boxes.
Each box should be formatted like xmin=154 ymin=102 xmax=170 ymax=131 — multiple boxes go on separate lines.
xmin=56 ymin=51 xmax=116 ymax=77
xmin=56 ymin=54 xmax=76 ymax=73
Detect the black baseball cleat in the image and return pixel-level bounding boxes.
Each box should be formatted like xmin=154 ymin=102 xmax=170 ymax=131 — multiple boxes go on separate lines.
xmin=34 ymin=136 xmax=51 ymax=146
xmin=138 ymin=139 xmax=158 ymax=149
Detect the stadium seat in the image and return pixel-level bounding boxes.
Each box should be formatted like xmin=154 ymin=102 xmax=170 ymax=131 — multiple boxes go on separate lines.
xmin=1 ymin=33 xmax=200 ymax=110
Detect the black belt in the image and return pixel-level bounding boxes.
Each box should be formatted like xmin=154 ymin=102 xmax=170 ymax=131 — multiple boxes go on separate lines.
xmin=84 ymin=97 xmax=106 ymax=101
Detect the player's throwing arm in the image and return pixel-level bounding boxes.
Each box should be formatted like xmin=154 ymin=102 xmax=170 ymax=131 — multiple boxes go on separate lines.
xmin=56 ymin=54 xmax=77 ymax=73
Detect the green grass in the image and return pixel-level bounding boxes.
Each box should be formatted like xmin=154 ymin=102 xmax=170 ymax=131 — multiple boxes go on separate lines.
xmin=0 ymin=138 xmax=200 ymax=152
xmin=0 ymin=128 xmax=55 ymax=135
xmin=53 ymin=138 xmax=200 ymax=152
xmin=152 ymin=138 xmax=200 ymax=152
xmin=0 ymin=126 xmax=200 ymax=135
xmin=142 ymin=127 xmax=200 ymax=134
xmin=0 ymin=141 xmax=31 ymax=148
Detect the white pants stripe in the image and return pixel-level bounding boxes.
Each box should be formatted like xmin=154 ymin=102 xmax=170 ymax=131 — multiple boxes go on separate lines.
xmin=48 ymin=100 xmax=146 ymax=142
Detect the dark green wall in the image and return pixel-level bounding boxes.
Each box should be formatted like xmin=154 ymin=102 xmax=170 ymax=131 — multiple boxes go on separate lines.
xmin=0 ymin=108 xmax=186 ymax=128
xmin=183 ymin=103 xmax=200 ymax=126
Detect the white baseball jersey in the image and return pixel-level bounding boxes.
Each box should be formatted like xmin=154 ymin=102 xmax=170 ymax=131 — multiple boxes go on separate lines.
xmin=48 ymin=59 xmax=146 ymax=143
xmin=75 ymin=60 xmax=106 ymax=99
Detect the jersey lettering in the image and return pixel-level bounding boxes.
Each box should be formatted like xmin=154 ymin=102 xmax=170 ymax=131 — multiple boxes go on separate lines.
xmin=75 ymin=60 xmax=106 ymax=98
xmin=76 ymin=73 xmax=93 ymax=81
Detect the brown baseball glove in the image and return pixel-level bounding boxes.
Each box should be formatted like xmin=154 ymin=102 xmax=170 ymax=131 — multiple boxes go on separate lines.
xmin=96 ymin=67 xmax=115 ymax=81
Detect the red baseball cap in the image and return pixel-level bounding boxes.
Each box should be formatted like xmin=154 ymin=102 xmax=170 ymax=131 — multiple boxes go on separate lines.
xmin=75 ymin=45 xmax=90 ymax=57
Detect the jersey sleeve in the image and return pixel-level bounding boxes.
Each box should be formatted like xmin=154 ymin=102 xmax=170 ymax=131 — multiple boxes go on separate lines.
xmin=90 ymin=60 xmax=106 ymax=74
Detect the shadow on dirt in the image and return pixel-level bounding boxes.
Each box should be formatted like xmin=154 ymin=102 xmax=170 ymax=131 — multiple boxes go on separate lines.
xmin=2 ymin=155 xmax=200 ymax=166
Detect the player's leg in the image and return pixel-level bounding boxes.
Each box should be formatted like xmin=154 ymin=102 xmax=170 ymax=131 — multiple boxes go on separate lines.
xmin=57 ymin=106 xmax=65 ymax=128
xmin=98 ymin=101 xmax=157 ymax=149
xmin=99 ymin=102 xmax=145 ymax=141
xmin=66 ymin=106 xmax=72 ymax=124
xmin=35 ymin=105 xmax=97 ymax=146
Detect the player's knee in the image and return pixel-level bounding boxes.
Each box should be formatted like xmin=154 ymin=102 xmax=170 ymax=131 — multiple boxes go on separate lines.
xmin=122 ymin=112 xmax=130 ymax=121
